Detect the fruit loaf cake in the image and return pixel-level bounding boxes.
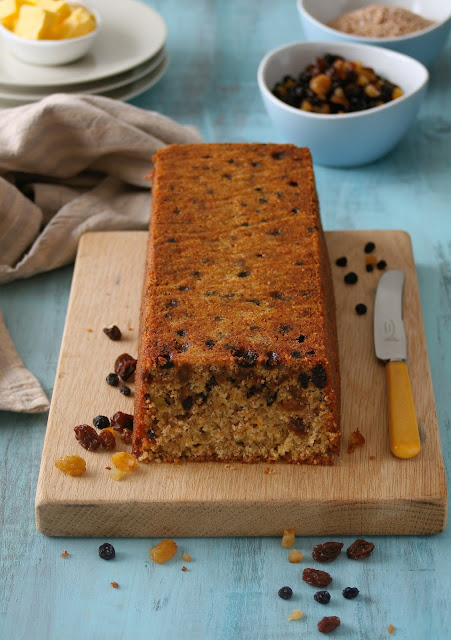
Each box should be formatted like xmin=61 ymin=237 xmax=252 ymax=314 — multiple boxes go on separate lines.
xmin=133 ymin=143 xmax=340 ymax=464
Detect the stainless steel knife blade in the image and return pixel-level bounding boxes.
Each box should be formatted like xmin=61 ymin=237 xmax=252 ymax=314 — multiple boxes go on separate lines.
xmin=374 ymin=269 xmax=406 ymax=362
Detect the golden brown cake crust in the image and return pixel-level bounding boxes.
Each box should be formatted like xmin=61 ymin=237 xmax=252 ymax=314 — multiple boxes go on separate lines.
xmin=133 ymin=143 xmax=340 ymax=464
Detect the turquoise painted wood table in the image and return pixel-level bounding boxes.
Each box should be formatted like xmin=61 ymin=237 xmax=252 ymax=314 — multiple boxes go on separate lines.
xmin=1 ymin=1 xmax=450 ymax=638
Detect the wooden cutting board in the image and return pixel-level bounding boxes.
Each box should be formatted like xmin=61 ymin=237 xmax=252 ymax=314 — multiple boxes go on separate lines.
xmin=35 ymin=230 xmax=447 ymax=537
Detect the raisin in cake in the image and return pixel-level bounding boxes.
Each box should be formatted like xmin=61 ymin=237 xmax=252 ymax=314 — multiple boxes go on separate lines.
xmin=133 ymin=143 xmax=340 ymax=464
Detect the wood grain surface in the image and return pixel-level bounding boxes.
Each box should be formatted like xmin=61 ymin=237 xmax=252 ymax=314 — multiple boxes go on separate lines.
xmin=35 ymin=230 xmax=447 ymax=537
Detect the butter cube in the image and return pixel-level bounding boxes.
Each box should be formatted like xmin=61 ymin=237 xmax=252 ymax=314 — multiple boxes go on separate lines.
xmin=0 ymin=0 xmax=21 ymax=30
xmin=14 ymin=4 xmax=58 ymax=39
xmin=26 ymin=0 xmax=70 ymax=22
xmin=57 ymin=5 xmax=95 ymax=38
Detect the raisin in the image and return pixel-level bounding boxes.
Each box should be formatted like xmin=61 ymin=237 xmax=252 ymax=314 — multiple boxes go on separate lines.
xmin=120 ymin=428 xmax=133 ymax=445
xmin=364 ymin=242 xmax=375 ymax=253
xmin=302 ymin=568 xmax=332 ymax=587
xmin=278 ymin=586 xmax=293 ymax=600
xmin=111 ymin=411 xmax=134 ymax=433
xmin=265 ymin=351 xmax=280 ymax=368
xmin=157 ymin=353 xmax=174 ymax=369
xmin=344 ymin=272 xmax=358 ymax=284
xmin=317 ymin=616 xmax=340 ymax=633
xmin=289 ymin=418 xmax=306 ymax=434
xmin=342 ymin=587 xmax=359 ymax=599
xmin=311 ymin=364 xmax=327 ymax=389
xmin=335 ymin=257 xmax=347 ymax=267
xmin=346 ymin=539 xmax=375 ymax=559
xmin=366 ymin=264 xmax=374 ymax=272
xmin=355 ymin=303 xmax=367 ymax=315
xmin=312 ymin=542 xmax=343 ymax=563
xmin=291 ymin=351 xmax=301 ymax=358
xmin=55 ymin=455 xmax=86 ymax=476
xmin=111 ymin=451 xmax=137 ymax=472
xmin=99 ymin=430 xmax=116 ymax=450
xmin=98 ymin=543 xmax=115 ymax=560
xmin=103 ymin=325 xmax=122 ymax=341
xmin=74 ymin=424 xmax=101 ymax=451
xmin=119 ymin=385 xmax=131 ymax=396
xmin=237 ymin=271 xmax=250 ymax=278
xmin=298 ymin=372 xmax=310 ymax=388
xmin=106 ymin=372 xmax=119 ymax=387
xmin=114 ymin=353 xmax=137 ymax=381
xmin=377 ymin=260 xmax=387 ymax=270
xmin=150 ymin=539 xmax=177 ymax=564
xmin=247 ymin=385 xmax=263 ymax=398
xmin=314 ymin=591 xmax=331 ymax=604
xmin=233 ymin=349 xmax=258 ymax=368
xmin=296 ymin=334 xmax=306 ymax=343
xmin=93 ymin=415 xmax=110 ymax=429
xmin=147 ymin=428 xmax=156 ymax=440
xmin=267 ymin=390 xmax=278 ymax=406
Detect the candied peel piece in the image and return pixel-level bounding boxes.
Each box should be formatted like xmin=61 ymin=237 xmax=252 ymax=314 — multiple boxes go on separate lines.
xmin=288 ymin=549 xmax=303 ymax=563
xmin=287 ymin=610 xmax=303 ymax=621
xmin=111 ymin=451 xmax=137 ymax=472
xmin=150 ymin=539 xmax=177 ymax=564
xmin=55 ymin=455 xmax=86 ymax=477
xmin=281 ymin=528 xmax=295 ymax=548
xmin=182 ymin=553 xmax=192 ymax=562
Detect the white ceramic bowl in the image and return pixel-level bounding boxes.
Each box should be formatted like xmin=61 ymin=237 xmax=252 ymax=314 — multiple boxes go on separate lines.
xmin=298 ymin=0 xmax=451 ymax=67
xmin=0 ymin=6 xmax=101 ymax=66
xmin=257 ymin=41 xmax=428 ymax=167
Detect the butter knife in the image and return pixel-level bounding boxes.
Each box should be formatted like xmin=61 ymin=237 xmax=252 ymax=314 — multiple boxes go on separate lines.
xmin=374 ymin=269 xmax=421 ymax=459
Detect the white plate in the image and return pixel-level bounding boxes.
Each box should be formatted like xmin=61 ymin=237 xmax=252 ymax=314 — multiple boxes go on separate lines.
xmin=0 ymin=0 xmax=167 ymax=88
xmin=0 ymin=52 xmax=169 ymax=108
xmin=0 ymin=47 xmax=167 ymax=99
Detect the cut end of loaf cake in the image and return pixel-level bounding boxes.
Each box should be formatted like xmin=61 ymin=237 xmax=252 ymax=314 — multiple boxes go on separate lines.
xmin=133 ymin=143 xmax=340 ymax=464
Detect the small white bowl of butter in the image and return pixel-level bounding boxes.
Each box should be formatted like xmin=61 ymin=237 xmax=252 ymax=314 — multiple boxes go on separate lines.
xmin=0 ymin=0 xmax=100 ymax=66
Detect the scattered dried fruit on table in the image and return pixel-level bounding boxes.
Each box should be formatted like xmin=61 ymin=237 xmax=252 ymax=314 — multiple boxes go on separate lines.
xmin=302 ymin=568 xmax=332 ymax=587
xmin=288 ymin=549 xmax=303 ymax=563
xmin=74 ymin=424 xmax=101 ymax=451
xmin=111 ymin=411 xmax=134 ymax=433
xmin=314 ymin=590 xmax=331 ymax=604
xmin=55 ymin=455 xmax=86 ymax=476
xmin=93 ymin=415 xmax=110 ymax=429
xmin=335 ymin=256 xmax=347 ymax=267
xmin=355 ymin=303 xmax=367 ymax=316
xmin=377 ymin=260 xmax=387 ymax=270
xmin=388 ymin=624 xmax=395 ymax=635
xmin=106 ymin=372 xmax=120 ymax=387
xmin=60 ymin=551 xmax=69 ymax=558
xmin=99 ymin=429 xmax=116 ymax=451
xmin=111 ymin=451 xmax=137 ymax=472
xmin=111 ymin=581 xmax=119 ymax=588
xmin=181 ymin=566 xmax=187 ymax=571
xmin=364 ymin=242 xmax=376 ymax=253
xmin=347 ymin=428 xmax=366 ymax=453
xmin=150 ymin=538 xmax=177 ymax=564
xmin=342 ymin=586 xmax=359 ymax=599
xmin=317 ymin=616 xmax=341 ymax=633
xmin=103 ymin=325 xmax=122 ymax=341
xmin=278 ymin=586 xmax=293 ymax=600
xmin=287 ymin=609 xmax=303 ymax=621
xmin=281 ymin=528 xmax=296 ymax=548
xmin=344 ymin=272 xmax=358 ymax=285
xmin=347 ymin=538 xmax=375 ymax=559
xmin=114 ymin=353 xmax=137 ymax=381
xmin=182 ymin=553 xmax=192 ymax=562
xmin=312 ymin=541 xmax=343 ymax=563
xmin=99 ymin=543 xmax=116 ymax=560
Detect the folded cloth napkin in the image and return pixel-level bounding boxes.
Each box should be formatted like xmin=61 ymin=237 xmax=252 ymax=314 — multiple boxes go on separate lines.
xmin=0 ymin=93 xmax=203 ymax=412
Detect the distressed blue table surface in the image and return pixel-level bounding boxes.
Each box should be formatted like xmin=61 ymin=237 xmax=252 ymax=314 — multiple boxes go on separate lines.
xmin=1 ymin=2 xmax=450 ymax=639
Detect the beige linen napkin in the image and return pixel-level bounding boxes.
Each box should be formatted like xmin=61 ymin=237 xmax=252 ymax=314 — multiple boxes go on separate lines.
xmin=0 ymin=93 xmax=202 ymax=412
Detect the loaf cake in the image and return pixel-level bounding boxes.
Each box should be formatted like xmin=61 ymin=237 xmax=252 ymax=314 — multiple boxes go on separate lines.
xmin=133 ymin=143 xmax=340 ymax=464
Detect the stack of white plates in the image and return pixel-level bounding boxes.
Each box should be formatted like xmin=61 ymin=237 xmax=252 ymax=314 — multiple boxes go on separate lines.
xmin=0 ymin=0 xmax=168 ymax=108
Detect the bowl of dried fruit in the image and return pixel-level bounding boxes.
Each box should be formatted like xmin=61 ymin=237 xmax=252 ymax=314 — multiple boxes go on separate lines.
xmin=0 ymin=0 xmax=101 ymax=66
xmin=297 ymin=0 xmax=451 ymax=67
xmin=257 ymin=40 xmax=428 ymax=167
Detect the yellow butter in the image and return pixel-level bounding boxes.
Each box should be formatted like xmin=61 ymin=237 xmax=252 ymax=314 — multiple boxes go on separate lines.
xmin=0 ymin=0 xmax=21 ymax=30
xmin=25 ymin=0 xmax=70 ymax=21
xmin=14 ymin=4 xmax=59 ymax=39
xmin=57 ymin=5 xmax=95 ymax=38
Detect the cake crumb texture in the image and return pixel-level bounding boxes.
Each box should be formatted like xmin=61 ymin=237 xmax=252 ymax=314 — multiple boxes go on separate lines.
xmin=133 ymin=143 xmax=340 ymax=464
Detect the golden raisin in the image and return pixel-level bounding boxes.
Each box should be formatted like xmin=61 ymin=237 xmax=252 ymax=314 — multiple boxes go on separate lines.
xmin=182 ymin=553 xmax=192 ymax=562
xmin=281 ymin=528 xmax=295 ymax=548
xmin=111 ymin=451 xmax=137 ymax=472
xmin=150 ymin=539 xmax=177 ymax=564
xmin=55 ymin=455 xmax=86 ymax=477
xmin=309 ymin=73 xmax=332 ymax=95
xmin=287 ymin=610 xmax=303 ymax=621
xmin=392 ymin=87 xmax=403 ymax=100
xmin=288 ymin=549 xmax=304 ymax=563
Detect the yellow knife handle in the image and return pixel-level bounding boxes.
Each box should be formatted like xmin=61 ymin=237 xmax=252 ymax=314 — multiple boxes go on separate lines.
xmin=386 ymin=360 xmax=421 ymax=459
